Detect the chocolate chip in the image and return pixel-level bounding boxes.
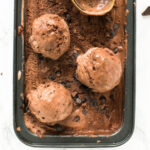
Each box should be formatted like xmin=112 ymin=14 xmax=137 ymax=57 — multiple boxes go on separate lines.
xmin=110 ymin=94 xmax=114 ymax=100
xmin=90 ymin=100 xmax=98 ymax=107
xmin=101 ymin=106 xmax=108 ymax=114
xmin=142 ymin=7 xmax=150 ymax=16
xmin=64 ymin=82 xmax=71 ymax=88
xmin=113 ymin=24 xmax=119 ymax=30
xmin=73 ymin=115 xmax=80 ymax=122
xmin=55 ymin=70 xmax=61 ymax=77
xmin=99 ymin=96 xmax=106 ymax=105
xmin=55 ymin=124 xmax=63 ymax=132
xmin=81 ymin=98 xmax=87 ymax=103
xmin=45 ymin=58 xmax=50 ymax=63
xmin=79 ymin=84 xmax=89 ymax=90
xmin=113 ymin=48 xmax=118 ymax=54
xmin=60 ymin=78 xmax=65 ymax=83
xmin=38 ymin=54 xmax=44 ymax=60
xmin=82 ymin=108 xmax=88 ymax=115
xmin=61 ymin=80 xmax=71 ymax=88
xmin=73 ymin=93 xmax=79 ymax=99
xmin=66 ymin=14 xmax=71 ymax=23
xmin=72 ymin=52 xmax=78 ymax=58
xmin=48 ymin=75 xmax=56 ymax=81
xmin=93 ymin=67 xmax=96 ymax=70
xmin=68 ymin=56 xmax=74 ymax=64
xmin=73 ymin=73 xmax=78 ymax=82
xmin=110 ymin=30 xmax=116 ymax=38
xmin=106 ymin=17 xmax=113 ymax=23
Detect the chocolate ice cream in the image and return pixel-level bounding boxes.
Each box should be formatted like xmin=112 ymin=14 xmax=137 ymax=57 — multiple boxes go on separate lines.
xmin=76 ymin=47 xmax=122 ymax=93
xmin=59 ymin=108 xmax=86 ymax=129
xmin=27 ymin=81 xmax=73 ymax=124
xmin=29 ymin=14 xmax=70 ymax=60
xmin=25 ymin=0 xmax=127 ymax=136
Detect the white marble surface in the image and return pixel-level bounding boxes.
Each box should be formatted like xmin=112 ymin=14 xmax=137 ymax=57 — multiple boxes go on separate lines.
xmin=0 ymin=0 xmax=150 ymax=149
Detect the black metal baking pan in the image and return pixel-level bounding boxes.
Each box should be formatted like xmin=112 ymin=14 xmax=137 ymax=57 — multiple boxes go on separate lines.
xmin=13 ymin=0 xmax=135 ymax=148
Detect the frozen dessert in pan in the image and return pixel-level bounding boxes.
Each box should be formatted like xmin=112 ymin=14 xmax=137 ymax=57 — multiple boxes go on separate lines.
xmin=76 ymin=47 xmax=123 ymax=93
xmin=25 ymin=0 xmax=127 ymax=136
xmin=59 ymin=108 xmax=86 ymax=129
xmin=29 ymin=14 xmax=70 ymax=60
xmin=27 ymin=81 xmax=73 ymax=124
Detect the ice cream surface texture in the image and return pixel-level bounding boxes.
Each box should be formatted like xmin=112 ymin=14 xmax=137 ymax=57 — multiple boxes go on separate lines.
xmin=29 ymin=14 xmax=70 ymax=60
xmin=76 ymin=47 xmax=122 ymax=93
xmin=27 ymin=81 xmax=73 ymax=124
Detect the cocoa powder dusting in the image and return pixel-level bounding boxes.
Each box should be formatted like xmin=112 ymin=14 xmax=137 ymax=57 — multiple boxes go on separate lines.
xmin=24 ymin=0 xmax=127 ymax=136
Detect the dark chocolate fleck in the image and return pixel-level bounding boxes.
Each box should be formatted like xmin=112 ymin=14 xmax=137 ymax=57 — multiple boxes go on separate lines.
xmin=113 ymin=48 xmax=118 ymax=54
xmin=68 ymin=57 xmax=74 ymax=64
xmin=79 ymin=84 xmax=89 ymax=90
xmin=64 ymin=82 xmax=71 ymax=88
xmin=55 ymin=124 xmax=63 ymax=132
xmin=38 ymin=54 xmax=44 ymax=60
xmin=73 ymin=73 xmax=78 ymax=82
xmin=66 ymin=14 xmax=72 ymax=23
xmin=101 ymin=106 xmax=108 ymax=114
xmin=73 ymin=115 xmax=80 ymax=122
xmin=82 ymin=108 xmax=88 ymax=115
xmin=61 ymin=80 xmax=71 ymax=88
xmin=142 ymin=7 xmax=150 ymax=16
xmin=110 ymin=94 xmax=114 ymax=100
xmin=48 ymin=75 xmax=56 ymax=81
xmin=90 ymin=100 xmax=98 ymax=107
xmin=72 ymin=52 xmax=78 ymax=58
xmin=113 ymin=24 xmax=119 ymax=30
xmin=45 ymin=58 xmax=50 ymax=63
xmin=55 ymin=70 xmax=61 ymax=76
xmin=81 ymin=98 xmax=87 ymax=103
xmin=106 ymin=17 xmax=113 ymax=23
xmin=99 ymin=96 xmax=106 ymax=105
xmin=110 ymin=30 xmax=116 ymax=38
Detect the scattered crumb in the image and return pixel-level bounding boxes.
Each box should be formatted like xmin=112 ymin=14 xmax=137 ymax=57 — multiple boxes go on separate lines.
xmin=18 ymin=70 xmax=22 ymax=80
xmin=133 ymin=2 xmax=136 ymax=7
xmin=97 ymin=140 xmax=101 ymax=143
xmin=126 ymin=9 xmax=130 ymax=16
xmin=0 ymin=73 xmax=3 ymax=76
xmin=142 ymin=7 xmax=150 ymax=16
xmin=20 ymin=104 xmax=25 ymax=110
xmin=20 ymin=93 xmax=24 ymax=100
xmin=16 ymin=127 xmax=21 ymax=132
xmin=18 ymin=25 xmax=24 ymax=35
